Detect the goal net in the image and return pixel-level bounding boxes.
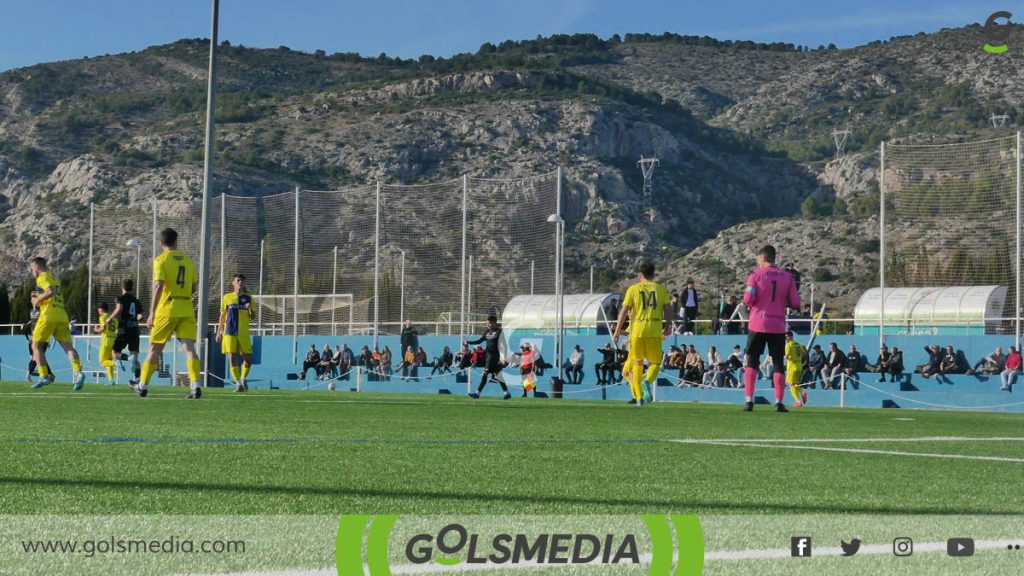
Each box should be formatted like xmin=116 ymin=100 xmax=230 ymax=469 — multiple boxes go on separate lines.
xmin=883 ymin=136 xmax=1021 ymax=314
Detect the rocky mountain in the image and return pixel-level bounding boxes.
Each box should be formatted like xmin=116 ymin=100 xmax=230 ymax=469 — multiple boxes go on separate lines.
xmin=0 ymin=25 xmax=1020 ymax=321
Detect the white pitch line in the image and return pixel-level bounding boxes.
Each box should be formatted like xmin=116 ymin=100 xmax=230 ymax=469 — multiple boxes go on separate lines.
xmin=669 ymin=440 xmax=1024 ymax=464
xmin=669 ymin=436 xmax=1024 ymax=444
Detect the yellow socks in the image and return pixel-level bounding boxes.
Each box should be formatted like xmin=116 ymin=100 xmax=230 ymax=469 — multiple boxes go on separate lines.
xmin=241 ymin=363 xmax=251 ymax=379
xmin=71 ymin=358 xmax=82 ymax=373
xmin=790 ymin=384 xmax=804 ymax=405
xmin=630 ymin=362 xmax=644 ymax=401
xmin=38 ymin=365 xmax=49 ymax=378
xmin=230 ymin=365 xmax=242 ymax=383
xmin=105 ymin=365 xmax=115 ymax=381
xmin=141 ymin=361 xmax=157 ymax=385
xmin=187 ymin=358 xmax=201 ymax=385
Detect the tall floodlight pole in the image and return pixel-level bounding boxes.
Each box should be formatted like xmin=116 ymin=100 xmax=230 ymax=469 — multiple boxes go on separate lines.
xmin=195 ymin=0 xmax=220 ymax=387
xmin=1016 ymin=131 xmax=1022 ymax=350
xmin=399 ymin=249 xmax=406 ymax=324
xmin=638 ymin=156 xmax=659 ymax=219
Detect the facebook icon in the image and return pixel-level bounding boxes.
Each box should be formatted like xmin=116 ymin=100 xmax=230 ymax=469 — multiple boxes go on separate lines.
xmin=791 ymin=536 xmax=813 ymax=557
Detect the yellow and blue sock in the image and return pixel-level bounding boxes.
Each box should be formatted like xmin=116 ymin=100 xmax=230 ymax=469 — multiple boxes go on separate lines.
xmin=187 ymin=358 xmax=201 ymax=388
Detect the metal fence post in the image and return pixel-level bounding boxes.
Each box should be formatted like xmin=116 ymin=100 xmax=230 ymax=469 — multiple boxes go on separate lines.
xmin=257 ymin=238 xmax=264 ymax=334
xmin=879 ymin=141 xmax=886 ymax=349
xmin=86 ymin=202 xmax=95 ymax=361
xmin=292 ymin=186 xmax=300 ymax=363
xmin=219 ymin=193 xmax=226 ymax=302
xmin=332 ymin=245 xmax=338 ymax=336
xmin=840 ymin=373 xmax=846 ymax=409
xmin=1016 ymin=130 xmax=1022 ymax=350
xmin=460 ymin=174 xmax=468 ymax=342
xmin=373 ymin=181 xmax=381 ymax=348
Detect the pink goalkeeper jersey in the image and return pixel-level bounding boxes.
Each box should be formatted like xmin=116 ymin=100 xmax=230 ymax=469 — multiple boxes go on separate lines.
xmin=743 ymin=265 xmax=800 ymax=334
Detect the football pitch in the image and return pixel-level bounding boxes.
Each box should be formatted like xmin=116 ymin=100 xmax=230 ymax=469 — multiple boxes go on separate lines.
xmin=2 ymin=381 xmax=1023 ymax=575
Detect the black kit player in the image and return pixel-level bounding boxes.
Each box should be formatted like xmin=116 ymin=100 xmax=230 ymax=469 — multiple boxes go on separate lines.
xmin=465 ymin=314 xmax=511 ymax=400
xmin=106 ymin=278 xmax=144 ymax=383
xmin=21 ymin=307 xmax=40 ymax=382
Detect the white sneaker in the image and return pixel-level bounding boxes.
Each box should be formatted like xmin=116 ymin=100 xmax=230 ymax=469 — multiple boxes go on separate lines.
xmin=73 ymin=372 xmax=85 ymax=391
xmin=32 ymin=376 xmax=54 ymax=389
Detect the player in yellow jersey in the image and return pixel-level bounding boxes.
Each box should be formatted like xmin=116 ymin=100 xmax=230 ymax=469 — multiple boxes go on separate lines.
xmin=93 ymin=302 xmax=119 ymax=385
xmin=215 ymin=273 xmax=254 ymax=392
xmin=136 ymin=228 xmax=202 ymax=399
xmin=28 ymin=257 xmax=86 ymax=390
xmin=612 ymin=261 xmax=673 ymax=406
xmin=784 ymin=331 xmax=809 ymax=408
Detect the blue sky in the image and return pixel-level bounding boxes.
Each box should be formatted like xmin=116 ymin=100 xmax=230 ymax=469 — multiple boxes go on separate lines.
xmin=0 ymin=0 xmax=1007 ymax=71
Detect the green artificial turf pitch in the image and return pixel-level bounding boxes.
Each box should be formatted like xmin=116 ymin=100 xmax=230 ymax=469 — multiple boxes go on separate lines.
xmin=1 ymin=381 xmax=1023 ymax=516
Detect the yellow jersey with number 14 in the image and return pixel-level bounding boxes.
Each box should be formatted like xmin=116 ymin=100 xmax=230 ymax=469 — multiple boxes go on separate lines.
xmin=153 ymin=250 xmax=197 ymax=318
xmin=35 ymin=271 xmax=67 ymax=319
xmin=622 ymin=280 xmax=671 ymax=338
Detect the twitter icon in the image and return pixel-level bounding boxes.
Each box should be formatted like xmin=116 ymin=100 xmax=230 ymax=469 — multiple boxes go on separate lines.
xmin=841 ymin=539 xmax=863 ymax=557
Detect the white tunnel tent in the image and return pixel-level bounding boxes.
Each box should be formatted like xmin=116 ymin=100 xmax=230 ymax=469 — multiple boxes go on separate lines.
xmin=853 ymin=286 xmax=1009 ymax=335
xmin=502 ymin=293 xmax=623 ymax=335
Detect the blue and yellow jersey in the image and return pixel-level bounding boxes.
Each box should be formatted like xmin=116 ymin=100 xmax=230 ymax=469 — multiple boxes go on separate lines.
xmin=35 ymin=271 xmax=66 ymax=318
xmin=153 ymin=250 xmax=197 ymax=318
xmin=221 ymin=291 xmax=252 ymax=337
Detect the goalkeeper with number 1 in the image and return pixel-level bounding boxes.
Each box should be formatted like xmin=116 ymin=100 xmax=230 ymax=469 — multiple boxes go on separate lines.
xmin=613 ymin=261 xmax=672 ymax=406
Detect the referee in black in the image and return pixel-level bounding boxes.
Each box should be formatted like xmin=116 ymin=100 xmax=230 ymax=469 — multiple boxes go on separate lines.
xmin=107 ymin=278 xmax=144 ymax=383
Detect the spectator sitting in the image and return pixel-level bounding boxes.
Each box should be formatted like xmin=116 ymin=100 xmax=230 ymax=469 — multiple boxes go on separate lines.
xmin=379 ymin=346 xmax=393 ymax=379
xmin=935 ymin=345 xmax=967 ymax=382
xmin=398 ymin=346 xmax=415 ymax=379
xmin=300 ymin=344 xmax=321 ymax=380
xmin=431 ymin=346 xmax=454 ymax=376
xmin=843 ymin=344 xmax=862 ymax=387
xmin=1001 ymin=346 xmax=1022 ymax=392
xmin=867 ymin=345 xmax=891 ymax=381
xmin=612 ymin=347 xmax=629 ymax=383
xmin=338 ymin=344 xmax=354 ymax=381
xmin=887 ymin=347 xmax=905 ymax=382
xmin=565 ymin=344 xmax=584 ymax=384
xmin=918 ymin=345 xmax=942 ymax=379
xmin=683 ymin=345 xmax=702 ymax=383
xmin=806 ymin=344 xmax=825 ymax=388
xmin=317 ymin=344 xmax=334 ymax=380
xmin=969 ymin=346 xmax=1006 ymax=375
xmin=823 ymin=342 xmax=846 ymax=390
xmin=759 ymin=356 xmax=774 ymax=381
xmin=707 ymin=346 xmax=722 ymax=368
xmin=595 ymin=343 xmax=617 ymax=385
xmin=724 ymin=342 xmax=741 ymax=375
xmin=455 ymin=344 xmax=472 ymax=370
xmin=471 ymin=345 xmax=486 ymax=368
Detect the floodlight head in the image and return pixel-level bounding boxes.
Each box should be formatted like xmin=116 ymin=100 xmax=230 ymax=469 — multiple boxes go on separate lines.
xmin=547 ymin=214 xmax=564 ymax=224
xmin=126 ymin=239 xmax=140 ymax=249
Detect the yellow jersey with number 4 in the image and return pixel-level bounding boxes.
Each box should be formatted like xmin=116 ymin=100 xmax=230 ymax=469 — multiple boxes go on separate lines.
xmin=153 ymin=250 xmax=197 ymax=318
xmin=622 ymin=280 xmax=671 ymax=338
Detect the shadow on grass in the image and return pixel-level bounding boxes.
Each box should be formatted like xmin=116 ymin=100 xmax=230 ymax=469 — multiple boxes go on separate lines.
xmin=0 ymin=476 xmax=1016 ymax=515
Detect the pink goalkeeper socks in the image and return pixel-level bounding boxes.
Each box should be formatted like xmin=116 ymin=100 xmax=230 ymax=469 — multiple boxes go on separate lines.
xmin=773 ymin=372 xmax=786 ymax=403
xmin=744 ymin=367 xmax=757 ymax=401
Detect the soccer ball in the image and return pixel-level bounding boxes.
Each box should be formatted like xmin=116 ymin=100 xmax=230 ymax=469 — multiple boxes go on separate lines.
xmin=327 ymin=382 xmax=335 ymax=391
